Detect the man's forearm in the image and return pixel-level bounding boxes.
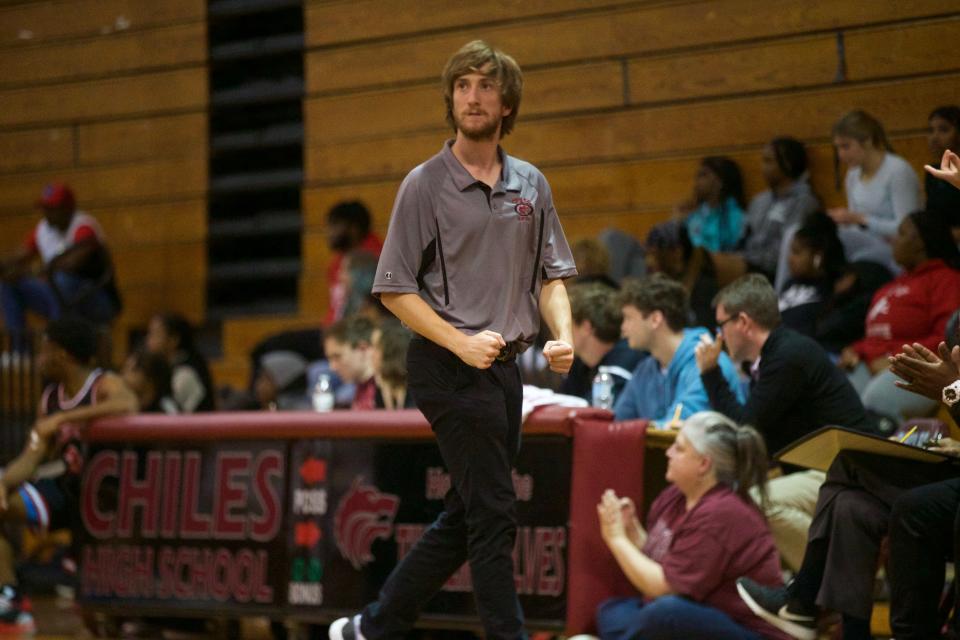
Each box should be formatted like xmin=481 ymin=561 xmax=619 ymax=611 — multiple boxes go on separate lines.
xmin=539 ymin=279 xmax=573 ymax=343
xmin=380 ymin=293 xmax=465 ymax=353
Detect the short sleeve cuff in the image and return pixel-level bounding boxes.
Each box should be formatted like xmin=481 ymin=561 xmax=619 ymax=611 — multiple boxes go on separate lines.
xmin=543 ymin=267 xmax=578 ymax=280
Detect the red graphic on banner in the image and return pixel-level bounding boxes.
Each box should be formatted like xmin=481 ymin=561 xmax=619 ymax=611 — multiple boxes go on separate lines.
xmin=295 ymin=521 xmax=323 ymax=548
xmin=299 ymin=458 xmax=327 ymax=484
xmin=333 ymin=479 xmax=399 ymax=569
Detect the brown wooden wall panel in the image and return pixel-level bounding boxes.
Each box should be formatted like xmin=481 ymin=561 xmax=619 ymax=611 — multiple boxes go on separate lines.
xmin=0 ymin=22 xmax=206 ymax=88
xmin=298 ymin=275 xmax=330 ymax=318
xmin=0 ymin=156 xmax=207 ymax=212
xmin=0 ymin=200 xmax=208 ymax=252
xmin=844 ymin=18 xmax=960 ymax=81
xmin=305 ymin=74 xmax=960 ymax=183
xmin=301 ymin=231 xmax=331 ymax=275
xmin=0 ymin=127 xmax=73 ymax=173
xmin=77 ymin=113 xmax=207 ymax=165
xmin=0 ymin=67 xmax=207 ymax=127
xmin=304 ymin=0 xmax=638 ymax=48
xmin=302 ymin=182 xmax=400 ymax=229
xmin=305 ymin=61 xmax=623 ymax=144
xmin=627 ymin=35 xmax=838 ymax=104
xmin=305 ymin=1 xmax=959 ymax=93
xmin=92 ymin=200 xmax=207 ymax=245
xmin=113 ymin=242 xmax=205 ymax=287
xmin=120 ymin=282 xmax=205 ymax=325
xmin=0 ymin=0 xmax=204 ymax=46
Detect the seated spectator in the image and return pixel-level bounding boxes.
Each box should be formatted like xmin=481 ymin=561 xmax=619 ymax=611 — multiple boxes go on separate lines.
xmin=0 ymin=319 xmax=137 ymax=631
xmin=679 ymin=156 xmax=746 ymax=252
xmin=645 ymin=220 xmax=719 ymax=329
xmin=254 ymin=350 xmax=311 ymax=411
xmin=325 ymin=201 xmax=383 ymax=326
xmin=613 ymin=274 xmax=743 ymax=426
xmin=570 ymin=238 xmax=618 ymax=289
xmin=145 ymin=313 xmax=215 ymax=413
xmin=341 ymin=249 xmax=389 ymax=321
xmin=595 ymin=411 xmax=790 ymax=640
xmin=696 ymin=274 xmax=871 ymax=570
xmin=324 ymin=315 xmax=377 ymax=410
xmin=737 ymin=448 xmax=959 ymax=640
xmin=812 ymin=260 xmax=893 ymax=356
xmin=560 ymin=282 xmax=644 ymax=405
xmin=121 ymin=348 xmax=177 ymax=414
xmin=0 ymin=184 xmax=120 ymax=349
xmin=778 ymin=213 xmax=847 ymax=338
xmin=840 ymin=210 xmax=960 ymax=420
xmin=924 ymin=105 xmax=960 ymax=235
xmin=598 ymin=228 xmax=647 ymax=284
xmin=372 ymin=322 xmax=416 ymax=409
xmin=828 ymin=110 xmax=921 ymax=270
xmin=740 ymin=137 xmax=821 ymax=281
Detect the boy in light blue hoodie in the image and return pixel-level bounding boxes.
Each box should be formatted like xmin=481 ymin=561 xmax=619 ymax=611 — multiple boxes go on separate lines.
xmin=613 ymin=274 xmax=744 ymax=425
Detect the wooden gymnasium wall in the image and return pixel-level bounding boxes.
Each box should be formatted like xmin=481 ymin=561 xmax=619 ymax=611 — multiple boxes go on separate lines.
xmin=302 ymin=0 xmax=960 ymax=317
xmin=0 ymin=0 xmax=208 ymax=344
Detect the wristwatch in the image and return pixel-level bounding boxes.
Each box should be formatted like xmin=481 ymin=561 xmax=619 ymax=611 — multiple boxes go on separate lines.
xmin=942 ymin=380 xmax=960 ymax=407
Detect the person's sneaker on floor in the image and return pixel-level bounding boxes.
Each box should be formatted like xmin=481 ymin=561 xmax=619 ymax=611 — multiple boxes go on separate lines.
xmin=0 ymin=584 xmax=36 ymax=634
xmin=329 ymin=614 xmax=365 ymax=640
xmin=736 ymin=577 xmax=816 ymax=640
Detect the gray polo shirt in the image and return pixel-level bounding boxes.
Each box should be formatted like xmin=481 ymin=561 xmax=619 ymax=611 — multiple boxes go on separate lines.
xmin=372 ymin=140 xmax=577 ymax=348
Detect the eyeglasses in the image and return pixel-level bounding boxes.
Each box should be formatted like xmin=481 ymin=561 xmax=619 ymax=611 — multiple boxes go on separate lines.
xmin=716 ymin=313 xmax=740 ymax=331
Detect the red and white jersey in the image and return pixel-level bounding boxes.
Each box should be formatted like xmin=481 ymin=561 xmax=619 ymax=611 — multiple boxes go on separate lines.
xmin=25 ymin=211 xmax=105 ymax=265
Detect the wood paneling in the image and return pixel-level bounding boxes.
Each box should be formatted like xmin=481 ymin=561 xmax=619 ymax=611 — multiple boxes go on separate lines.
xmin=298 ymin=274 xmax=330 ymax=319
xmin=112 ymin=242 xmax=206 ymax=287
xmin=0 ymin=201 xmax=207 ymax=257
xmin=77 ymin=112 xmax=207 ymax=165
xmin=305 ymin=74 xmax=960 ymax=182
xmin=0 ymin=22 xmax=206 ymax=87
xmin=0 ymin=0 xmax=204 ymax=46
xmin=305 ymin=0 xmax=959 ymax=93
xmin=304 ymin=0 xmax=638 ymax=48
xmin=0 ymin=155 xmax=207 ymax=212
xmin=845 ymin=17 xmax=960 ymax=80
xmin=120 ymin=282 xmax=205 ymax=325
xmin=627 ymin=35 xmax=838 ymax=104
xmin=0 ymin=67 xmax=207 ymax=127
xmin=305 ymin=61 xmax=623 ymax=143
xmin=91 ymin=200 xmax=207 ymax=245
xmin=0 ymin=127 xmax=73 ymax=173
xmin=302 ymin=182 xmax=400 ymax=229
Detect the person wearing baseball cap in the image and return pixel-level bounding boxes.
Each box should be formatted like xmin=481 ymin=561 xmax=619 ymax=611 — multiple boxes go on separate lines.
xmin=1 ymin=183 xmax=119 ymax=350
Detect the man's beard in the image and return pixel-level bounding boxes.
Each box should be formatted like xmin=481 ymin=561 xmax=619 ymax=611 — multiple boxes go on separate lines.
xmin=455 ymin=111 xmax=502 ymax=141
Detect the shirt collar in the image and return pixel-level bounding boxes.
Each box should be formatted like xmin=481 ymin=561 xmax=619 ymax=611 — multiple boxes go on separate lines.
xmin=440 ymin=139 xmax=521 ymax=193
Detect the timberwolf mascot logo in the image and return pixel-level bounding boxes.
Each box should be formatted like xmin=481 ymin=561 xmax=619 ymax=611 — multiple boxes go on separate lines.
xmin=334 ymin=478 xmax=400 ymax=569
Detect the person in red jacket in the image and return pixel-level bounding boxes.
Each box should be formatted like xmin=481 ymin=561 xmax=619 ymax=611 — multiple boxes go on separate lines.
xmin=838 ymin=209 xmax=960 ymax=419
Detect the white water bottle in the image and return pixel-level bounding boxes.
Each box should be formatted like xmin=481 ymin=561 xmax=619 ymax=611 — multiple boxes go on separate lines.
xmin=311 ymin=374 xmax=335 ymax=412
xmin=592 ymin=366 xmax=614 ymax=410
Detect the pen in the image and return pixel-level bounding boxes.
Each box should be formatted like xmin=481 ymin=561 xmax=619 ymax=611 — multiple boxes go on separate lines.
xmin=899 ymin=425 xmax=918 ymax=444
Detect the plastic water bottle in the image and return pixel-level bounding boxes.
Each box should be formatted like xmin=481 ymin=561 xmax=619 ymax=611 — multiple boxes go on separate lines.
xmin=592 ymin=366 xmax=614 ymax=410
xmin=311 ymin=374 xmax=335 ymax=412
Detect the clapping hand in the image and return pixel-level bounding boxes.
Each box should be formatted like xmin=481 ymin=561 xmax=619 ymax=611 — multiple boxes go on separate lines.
xmin=925 ymin=149 xmax=960 ymax=190
xmin=889 ymin=342 xmax=960 ymax=401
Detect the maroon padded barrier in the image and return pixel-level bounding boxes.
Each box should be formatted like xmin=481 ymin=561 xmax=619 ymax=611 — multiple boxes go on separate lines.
xmin=566 ymin=418 xmax=649 ymax=635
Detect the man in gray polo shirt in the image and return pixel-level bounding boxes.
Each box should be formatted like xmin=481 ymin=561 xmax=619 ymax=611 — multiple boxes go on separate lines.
xmin=329 ymin=41 xmax=577 ymax=640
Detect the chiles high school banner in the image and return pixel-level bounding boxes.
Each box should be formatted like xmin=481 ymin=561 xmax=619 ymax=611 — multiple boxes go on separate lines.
xmin=77 ymin=436 xmax=571 ymax=624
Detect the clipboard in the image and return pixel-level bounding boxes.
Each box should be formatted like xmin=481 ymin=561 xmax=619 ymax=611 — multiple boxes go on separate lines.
xmin=775 ymin=425 xmax=957 ymax=472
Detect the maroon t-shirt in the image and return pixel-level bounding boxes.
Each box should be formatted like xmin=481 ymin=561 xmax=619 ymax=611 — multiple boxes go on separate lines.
xmin=643 ymin=484 xmax=791 ymax=640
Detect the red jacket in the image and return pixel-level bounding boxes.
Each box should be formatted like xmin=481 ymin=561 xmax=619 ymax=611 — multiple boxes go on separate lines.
xmin=852 ymin=259 xmax=960 ymax=362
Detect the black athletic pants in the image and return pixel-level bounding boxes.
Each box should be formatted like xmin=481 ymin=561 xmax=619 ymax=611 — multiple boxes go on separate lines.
xmin=360 ymin=337 xmax=526 ymax=640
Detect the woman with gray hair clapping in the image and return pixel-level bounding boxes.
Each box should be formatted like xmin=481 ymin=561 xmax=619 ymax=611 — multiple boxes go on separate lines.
xmin=595 ymin=412 xmax=791 ymax=640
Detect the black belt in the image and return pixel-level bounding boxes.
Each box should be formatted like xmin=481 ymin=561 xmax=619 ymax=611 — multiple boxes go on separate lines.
xmin=495 ymin=341 xmax=522 ymax=362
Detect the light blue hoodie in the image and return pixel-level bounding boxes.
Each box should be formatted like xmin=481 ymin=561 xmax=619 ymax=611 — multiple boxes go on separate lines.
xmin=613 ymin=327 xmax=746 ymax=424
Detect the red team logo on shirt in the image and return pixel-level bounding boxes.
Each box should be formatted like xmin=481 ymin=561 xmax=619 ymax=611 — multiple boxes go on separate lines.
xmin=512 ymin=198 xmax=534 ymax=218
